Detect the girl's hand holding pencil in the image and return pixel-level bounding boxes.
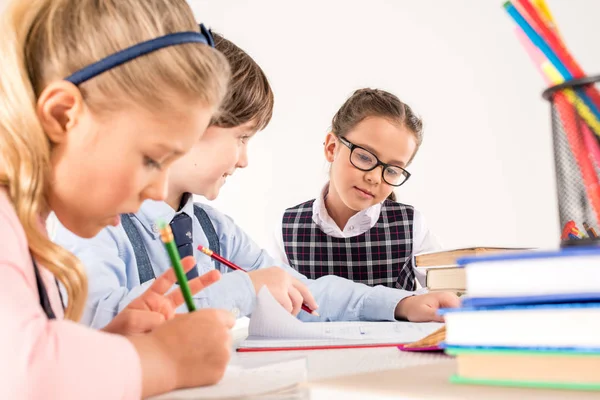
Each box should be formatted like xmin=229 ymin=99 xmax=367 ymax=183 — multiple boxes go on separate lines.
xmin=103 ymin=256 xmax=221 ymax=336
xmin=128 ymin=304 xmax=235 ymax=393
xmin=105 ymin=255 xmax=235 ymax=392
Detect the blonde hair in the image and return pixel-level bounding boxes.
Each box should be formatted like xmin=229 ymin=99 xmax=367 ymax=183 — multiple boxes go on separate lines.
xmin=0 ymin=0 xmax=230 ymax=320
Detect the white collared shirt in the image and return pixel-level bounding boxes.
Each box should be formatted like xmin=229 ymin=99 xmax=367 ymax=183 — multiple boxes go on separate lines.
xmin=268 ymin=183 xmax=442 ymax=287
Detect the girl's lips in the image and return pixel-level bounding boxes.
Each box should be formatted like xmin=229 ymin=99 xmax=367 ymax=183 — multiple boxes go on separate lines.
xmin=354 ymin=186 xmax=375 ymax=198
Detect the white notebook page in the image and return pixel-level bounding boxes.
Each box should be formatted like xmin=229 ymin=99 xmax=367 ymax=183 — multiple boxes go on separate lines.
xmin=240 ymin=287 xmax=443 ymax=348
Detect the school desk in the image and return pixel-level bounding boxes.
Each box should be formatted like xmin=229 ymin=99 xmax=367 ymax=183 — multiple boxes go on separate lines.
xmin=307 ymin=359 xmax=600 ymax=400
xmin=158 ymin=320 xmax=599 ymax=399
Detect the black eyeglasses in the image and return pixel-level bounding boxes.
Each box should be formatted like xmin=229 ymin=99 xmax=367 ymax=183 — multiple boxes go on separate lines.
xmin=337 ymin=136 xmax=411 ymax=187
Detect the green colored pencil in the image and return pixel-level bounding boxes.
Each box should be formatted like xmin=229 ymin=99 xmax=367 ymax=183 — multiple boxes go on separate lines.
xmin=157 ymin=219 xmax=196 ymax=312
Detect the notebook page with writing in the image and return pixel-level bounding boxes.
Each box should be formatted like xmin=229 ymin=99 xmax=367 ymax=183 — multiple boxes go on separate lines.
xmin=149 ymin=357 xmax=307 ymax=399
xmin=240 ymin=287 xmax=443 ymax=349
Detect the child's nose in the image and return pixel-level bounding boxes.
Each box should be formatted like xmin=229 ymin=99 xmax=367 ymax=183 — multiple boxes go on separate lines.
xmin=236 ymin=147 xmax=249 ymax=169
xmin=364 ymin=165 xmax=383 ymax=184
xmin=143 ymin=172 xmax=169 ymax=202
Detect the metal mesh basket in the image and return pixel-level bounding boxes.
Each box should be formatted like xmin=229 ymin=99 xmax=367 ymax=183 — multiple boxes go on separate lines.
xmin=542 ymin=75 xmax=600 ymax=247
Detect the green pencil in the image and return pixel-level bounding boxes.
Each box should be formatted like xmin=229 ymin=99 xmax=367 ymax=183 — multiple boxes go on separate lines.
xmin=157 ymin=219 xmax=196 ymax=312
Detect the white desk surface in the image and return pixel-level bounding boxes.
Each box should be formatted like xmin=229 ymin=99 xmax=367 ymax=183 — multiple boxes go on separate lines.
xmin=308 ymin=360 xmax=600 ymax=400
xmin=230 ymin=319 xmax=600 ymax=400
xmin=231 ymin=317 xmax=449 ymax=382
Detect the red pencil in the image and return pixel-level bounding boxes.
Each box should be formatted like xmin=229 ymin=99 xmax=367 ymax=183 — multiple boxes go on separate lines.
xmin=554 ymin=92 xmax=600 ymax=223
xmin=197 ymin=245 xmax=319 ymax=316
xmin=515 ymin=0 xmax=600 ymax=110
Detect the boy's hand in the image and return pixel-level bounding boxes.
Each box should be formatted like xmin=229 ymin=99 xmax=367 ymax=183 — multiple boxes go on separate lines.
xmin=394 ymin=291 xmax=460 ymax=322
xmin=103 ymin=256 xmax=221 ymax=335
xmin=248 ymin=267 xmax=318 ymax=316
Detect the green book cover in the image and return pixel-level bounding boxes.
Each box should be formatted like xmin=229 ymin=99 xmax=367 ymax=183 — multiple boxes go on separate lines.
xmin=450 ymin=375 xmax=600 ymax=391
xmin=448 ymin=347 xmax=600 ymax=391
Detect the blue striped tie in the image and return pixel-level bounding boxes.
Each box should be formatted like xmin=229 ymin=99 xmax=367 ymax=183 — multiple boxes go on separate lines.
xmin=169 ymin=212 xmax=199 ymax=280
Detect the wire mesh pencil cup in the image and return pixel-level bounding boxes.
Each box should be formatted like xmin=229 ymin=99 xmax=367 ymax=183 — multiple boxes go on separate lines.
xmin=542 ymin=75 xmax=600 ymax=247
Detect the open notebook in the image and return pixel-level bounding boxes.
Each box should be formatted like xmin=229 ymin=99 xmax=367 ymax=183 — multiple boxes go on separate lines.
xmin=149 ymin=357 xmax=307 ymax=399
xmin=238 ymin=287 xmax=443 ymax=351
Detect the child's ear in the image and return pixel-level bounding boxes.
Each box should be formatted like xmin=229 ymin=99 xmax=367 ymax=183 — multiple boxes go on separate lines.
xmin=36 ymin=81 xmax=84 ymax=144
xmin=323 ymin=132 xmax=338 ymax=162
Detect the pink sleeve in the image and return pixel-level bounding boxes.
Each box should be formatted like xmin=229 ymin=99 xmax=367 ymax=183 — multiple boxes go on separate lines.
xmin=0 ymin=198 xmax=142 ymax=399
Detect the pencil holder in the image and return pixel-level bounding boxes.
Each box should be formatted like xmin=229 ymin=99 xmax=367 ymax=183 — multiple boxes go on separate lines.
xmin=542 ymin=74 xmax=600 ymax=247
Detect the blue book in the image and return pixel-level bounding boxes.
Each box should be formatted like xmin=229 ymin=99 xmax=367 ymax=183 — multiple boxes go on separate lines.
xmin=456 ymin=246 xmax=600 ymax=266
xmin=444 ymin=344 xmax=600 ymax=352
xmin=456 ymin=246 xmax=600 ymax=300
xmin=461 ymin=292 xmax=600 ymax=308
xmin=440 ymin=302 xmax=600 ymax=350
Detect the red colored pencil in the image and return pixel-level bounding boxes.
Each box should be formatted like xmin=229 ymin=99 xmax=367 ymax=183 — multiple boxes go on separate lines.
xmin=554 ymin=92 xmax=600 ymax=223
xmin=197 ymin=245 xmax=319 ymax=316
xmin=515 ymin=0 xmax=600 ymax=110
xmin=561 ymin=221 xmax=576 ymax=240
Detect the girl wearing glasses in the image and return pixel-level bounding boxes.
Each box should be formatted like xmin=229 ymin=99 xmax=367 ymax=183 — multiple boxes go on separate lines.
xmin=272 ymin=89 xmax=441 ymax=291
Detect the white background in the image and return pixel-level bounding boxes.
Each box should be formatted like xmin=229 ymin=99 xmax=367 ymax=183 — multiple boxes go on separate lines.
xmin=187 ymin=0 xmax=600 ymax=251
xmin=4 ymin=0 xmax=600 ymax=250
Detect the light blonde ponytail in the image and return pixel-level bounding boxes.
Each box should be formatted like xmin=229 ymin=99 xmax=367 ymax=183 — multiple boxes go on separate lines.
xmin=0 ymin=0 xmax=87 ymax=320
xmin=0 ymin=0 xmax=229 ymax=320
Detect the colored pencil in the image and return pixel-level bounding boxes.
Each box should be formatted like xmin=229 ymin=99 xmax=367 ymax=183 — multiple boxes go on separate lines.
xmin=159 ymin=220 xmax=196 ymax=312
xmin=197 ymin=245 xmax=320 ymax=316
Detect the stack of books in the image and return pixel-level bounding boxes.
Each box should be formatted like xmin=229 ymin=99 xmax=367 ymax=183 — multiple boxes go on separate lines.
xmin=415 ymin=247 xmax=526 ymax=295
xmin=442 ymin=247 xmax=600 ymax=391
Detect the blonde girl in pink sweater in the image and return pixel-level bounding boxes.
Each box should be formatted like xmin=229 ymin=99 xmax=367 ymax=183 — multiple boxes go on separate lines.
xmin=0 ymin=0 xmax=238 ymax=398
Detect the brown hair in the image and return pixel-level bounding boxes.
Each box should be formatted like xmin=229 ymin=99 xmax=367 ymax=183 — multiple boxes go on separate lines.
xmin=331 ymin=88 xmax=424 ymax=202
xmin=0 ymin=0 xmax=229 ymax=320
xmin=210 ymin=33 xmax=274 ymax=131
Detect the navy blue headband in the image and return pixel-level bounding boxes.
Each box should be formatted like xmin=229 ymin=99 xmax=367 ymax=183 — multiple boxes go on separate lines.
xmin=65 ymin=23 xmax=215 ymax=86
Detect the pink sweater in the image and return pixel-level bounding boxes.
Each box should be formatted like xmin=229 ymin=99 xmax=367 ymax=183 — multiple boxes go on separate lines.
xmin=0 ymin=188 xmax=141 ymax=399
